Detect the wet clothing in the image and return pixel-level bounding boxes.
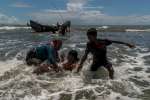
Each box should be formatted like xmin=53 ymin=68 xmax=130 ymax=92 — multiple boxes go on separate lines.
xmin=62 ymin=62 xmax=77 ymax=71
xmin=85 ymin=39 xmax=112 ymax=71
xmin=26 ymin=44 xmax=58 ymax=65
xmin=90 ymin=61 xmax=112 ymax=71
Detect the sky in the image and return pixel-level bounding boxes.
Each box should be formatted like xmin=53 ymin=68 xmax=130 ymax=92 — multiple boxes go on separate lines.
xmin=0 ymin=0 xmax=150 ymax=25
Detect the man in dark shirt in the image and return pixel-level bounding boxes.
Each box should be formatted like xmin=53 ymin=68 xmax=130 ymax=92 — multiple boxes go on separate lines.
xmin=77 ymin=28 xmax=134 ymax=79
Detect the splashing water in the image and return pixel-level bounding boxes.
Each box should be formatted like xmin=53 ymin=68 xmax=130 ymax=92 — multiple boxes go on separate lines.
xmin=0 ymin=27 xmax=150 ymax=100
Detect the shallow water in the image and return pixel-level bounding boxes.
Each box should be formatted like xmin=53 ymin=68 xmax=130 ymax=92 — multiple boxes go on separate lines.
xmin=0 ymin=27 xmax=150 ymax=100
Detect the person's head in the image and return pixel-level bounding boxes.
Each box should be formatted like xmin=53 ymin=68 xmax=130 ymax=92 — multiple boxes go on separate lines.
xmin=52 ymin=40 xmax=62 ymax=50
xmin=67 ymin=50 xmax=79 ymax=63
xmin=87 ymin=28 xmax=97 ymax=42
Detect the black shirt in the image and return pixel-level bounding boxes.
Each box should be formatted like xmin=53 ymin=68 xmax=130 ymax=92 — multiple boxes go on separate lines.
xmin=86 ymin=39 xmax=112 ymax=64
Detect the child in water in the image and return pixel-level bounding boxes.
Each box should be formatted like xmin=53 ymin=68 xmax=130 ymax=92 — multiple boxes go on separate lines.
xmin=33 ymin=50 xmax=79 ymax=74
xmin=61 ymin=50 xmax=79 ymax=71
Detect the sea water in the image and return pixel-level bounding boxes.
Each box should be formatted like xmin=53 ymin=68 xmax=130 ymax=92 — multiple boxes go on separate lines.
xmin=0 ymin=26 xmax=150 ymax=100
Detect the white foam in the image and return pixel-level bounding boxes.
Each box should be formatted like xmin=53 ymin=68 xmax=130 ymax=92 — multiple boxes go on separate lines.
xmin=126 ymin=29 xmax=150 ymax=32
xmin=0 ymin=59 xmax=22 ymax=76
xmin=114 ymin=46 xmax=150 ymax=91
xmin=68 ymin=44 xmax=76 ymax=48
xmin=97 ymin=26 xmax=109 ymax=29
xmin=105 ymin=92 xmax=141 ymax=100
xmin=0 ymin=26 xmax=30 ymax=30
xmin=0 ymin=45 xmax=149 ymax=100
xmin=57 ymin=75 xmax=84 ymax=91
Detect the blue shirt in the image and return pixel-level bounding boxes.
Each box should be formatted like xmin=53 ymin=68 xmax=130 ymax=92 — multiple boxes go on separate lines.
xmin=35 ymin=44 xmax=57 ymax=64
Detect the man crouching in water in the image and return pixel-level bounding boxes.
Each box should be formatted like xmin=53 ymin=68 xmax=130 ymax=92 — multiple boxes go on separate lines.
xmin=77 ymin=28 xmax=135 ymax=79
xmin=26 ymin=40 xmax=62 ymax=73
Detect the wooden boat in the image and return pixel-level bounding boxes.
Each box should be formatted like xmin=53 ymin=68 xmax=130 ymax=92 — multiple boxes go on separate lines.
xmin=29 ymin=20 xmax=58 ymax=33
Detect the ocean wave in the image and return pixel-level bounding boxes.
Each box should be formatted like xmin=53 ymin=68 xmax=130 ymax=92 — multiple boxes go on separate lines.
xmin=0 ymin=54 xmax=144 ymax=100
xmin=97 ymin=26 xmax=109 ymax=29
xmin=0 ymin=59 xmax=22 ymax=76
xmin=0 ymin=62 xmax=141 ymax=100
xmin=0 ymin=42 xmax=150 ymax=100
xmin=126 ymin=29 xmax=150 ymax=32
xmin=0 ymin=26 xmax=30 ymax=30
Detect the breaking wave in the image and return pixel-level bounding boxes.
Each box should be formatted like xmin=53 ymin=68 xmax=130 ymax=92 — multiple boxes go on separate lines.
xmin=0 ymin=46 xmax=149 ymax=100
xmin=0 ymin=29 xmax=150 ymax=100
xmin=126 ymin=29 xmax=150 ymax=32
xmin=0 ymin=26 xmax=30 ymax=30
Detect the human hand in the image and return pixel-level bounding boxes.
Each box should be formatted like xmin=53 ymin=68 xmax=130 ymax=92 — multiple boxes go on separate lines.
xmin=76 ymin=64 xmax=82 ymax=73
xmin=40 ymin=63 xmax=49 ymax=67
xmin=126 ymin=43 xmax=135 ymax=48
xmin=33 ymin=66 xmax=50 ymax=75
xmin=54 ymin=67 xmax=62 ymax=72
xmin=60 ymin=54 xmax=65 ymax=62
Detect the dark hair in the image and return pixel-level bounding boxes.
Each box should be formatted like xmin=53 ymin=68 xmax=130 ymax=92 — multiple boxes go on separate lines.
xmin=87 ymin=28 xmax=97 ymax=36
xmin=68 ymin=50 xmax=79 ymax=61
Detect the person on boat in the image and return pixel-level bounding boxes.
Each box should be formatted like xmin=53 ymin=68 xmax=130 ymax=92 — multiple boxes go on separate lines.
xmin=60 ymin=21 xmax=71 ymax=35
xmin=77 ymin=28 xmax=135 ymax=79
xmin=33 ymin=50 xmax=79 ymax=74
xmin=26 ymin=40 xmax=62 ymax=72
xmin=56 ymin=22 xmax=61 ymax=29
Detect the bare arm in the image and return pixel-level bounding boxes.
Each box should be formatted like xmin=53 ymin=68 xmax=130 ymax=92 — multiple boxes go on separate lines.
xmin=111 ymin=40 xmax=135 ymax=48
xmin=50 ymin=63 xmax=60 ymax=72
xmin=77 ymin=51 xmax=89 ymax=72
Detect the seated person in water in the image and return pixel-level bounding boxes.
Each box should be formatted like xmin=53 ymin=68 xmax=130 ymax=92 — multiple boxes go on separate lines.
xmin=33 ymin=50 xmax=79 ymax=74
xmin=26 ymin=40 xmax=62 ymax=72
xmin=77 ymin=28 xmax=135 ymax=79
xmin=61 ymin=50 xmax=79 ymax=71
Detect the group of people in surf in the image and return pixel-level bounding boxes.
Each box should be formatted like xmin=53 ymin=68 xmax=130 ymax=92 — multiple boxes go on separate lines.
xmin=26 ymin=28 xmax=134 ymax=79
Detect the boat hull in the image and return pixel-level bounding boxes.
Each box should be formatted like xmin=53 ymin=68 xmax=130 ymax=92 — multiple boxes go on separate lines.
xmin=29 ymin=20 xmax=58 ymax=33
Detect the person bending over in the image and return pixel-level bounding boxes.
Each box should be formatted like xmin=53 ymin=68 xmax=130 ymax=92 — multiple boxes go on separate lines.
xmin=26 ymin=40 xmax=62 ymax=73
xmin=33 ymin=50 xmax=79 ymax=74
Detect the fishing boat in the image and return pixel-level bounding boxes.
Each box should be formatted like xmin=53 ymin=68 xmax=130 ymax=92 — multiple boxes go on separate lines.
xmin=29 ymin=20 xmax=58 ymax=33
